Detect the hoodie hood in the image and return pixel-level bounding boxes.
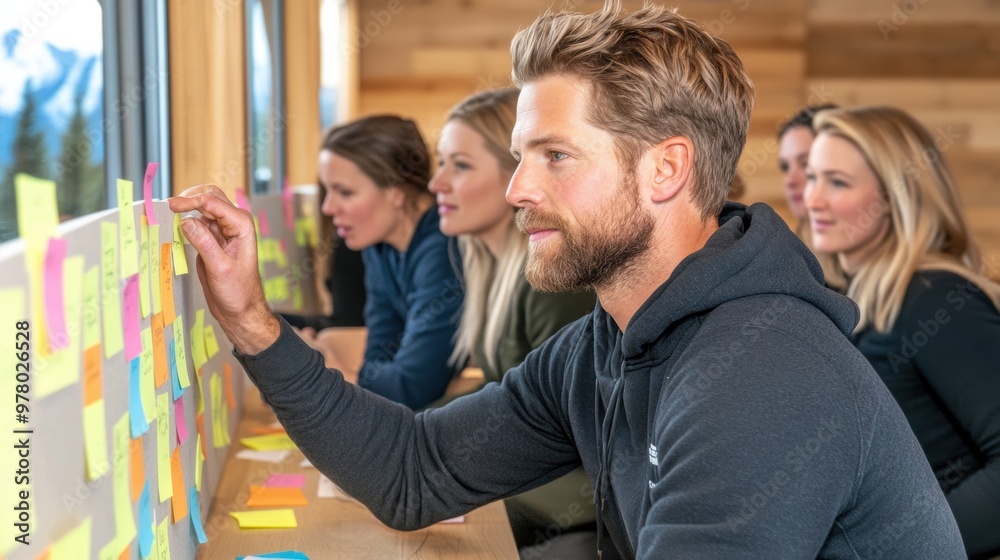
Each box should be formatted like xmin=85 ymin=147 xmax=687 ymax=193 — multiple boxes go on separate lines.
xmin=590 ymin=202 xmax=859 ymax=558
xmin=618 ymin=202 xmax=858 ymax=358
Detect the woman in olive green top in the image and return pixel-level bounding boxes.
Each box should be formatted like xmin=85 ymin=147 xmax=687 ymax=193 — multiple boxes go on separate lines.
xmin=428 ymin=88 xmax=598 ymax=556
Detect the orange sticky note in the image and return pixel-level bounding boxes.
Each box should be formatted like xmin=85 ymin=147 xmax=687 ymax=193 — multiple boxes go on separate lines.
xmin=170 ymin=447 xmax=188 ymax=522
xmin=250 ymin=425 xmax=287 ymax=436
xmin=159 ymin=243 xmax=175 ymax=325
xmin=152 ymin=313 xmax=168 ymax=388
xmin=223 ymin=363 xmax=236 ymax=411
xmin=130 ymin=437 xmax=145 ymax=502
xmin=83 ymin=345 xmax=103 ymax=406
xmin=246 ymin=486 xmax=308 ymax=508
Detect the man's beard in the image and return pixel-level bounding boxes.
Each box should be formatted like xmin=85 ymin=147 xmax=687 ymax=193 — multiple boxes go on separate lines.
xmin=515 ymin=174 xmax=655 ymax=292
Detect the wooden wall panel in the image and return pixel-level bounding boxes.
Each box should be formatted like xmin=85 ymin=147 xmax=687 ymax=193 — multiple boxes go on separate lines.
xmin=285 ymin=0 xmax=323 ymax=186
xmin=168 ymin=0 xmax=247 ymax=199
xmin=348 ymin=0 xmax=1000 ymax=257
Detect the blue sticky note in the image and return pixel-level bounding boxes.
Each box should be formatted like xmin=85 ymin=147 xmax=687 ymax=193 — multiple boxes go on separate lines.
xmin=170 ymin=339 xmax=184 ymax=400
xmin=237 ymin=552 xmax=310 ymax=559
xmin=130 ymin=357 xmax=151 ymax=437
xmin=189 ymin=486 xmax=208 ymax=544
xmin=138 ymin=483 xmax=155 ymax=558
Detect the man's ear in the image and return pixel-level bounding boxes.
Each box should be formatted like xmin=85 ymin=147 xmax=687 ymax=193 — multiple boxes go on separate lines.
xmin=649 ymin=136 xmax=694 ymax=203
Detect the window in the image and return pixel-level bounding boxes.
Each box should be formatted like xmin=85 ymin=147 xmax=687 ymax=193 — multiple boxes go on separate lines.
xmin=0 ymin=0 xmax=105 ymax=242
xmin=246 ymin=0 xmax=287 ymax=195
xmin=0 ymin=0 xmax=170 ymax=244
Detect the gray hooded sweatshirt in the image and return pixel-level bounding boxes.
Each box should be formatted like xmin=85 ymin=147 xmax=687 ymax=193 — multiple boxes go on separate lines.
xmin=238 ymin=203 xmax=966 ymax=559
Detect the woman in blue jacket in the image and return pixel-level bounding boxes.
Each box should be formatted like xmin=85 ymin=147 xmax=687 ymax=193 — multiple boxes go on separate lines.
xmin=307 ymin=115 xmax=463 ymax=410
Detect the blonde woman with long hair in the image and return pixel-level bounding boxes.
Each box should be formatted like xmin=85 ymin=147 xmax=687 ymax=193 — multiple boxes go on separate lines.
xmin=804 ymin=105 xmax=1000 ymax=558
xmin=428 ymin=87 xmax=599 ymax=556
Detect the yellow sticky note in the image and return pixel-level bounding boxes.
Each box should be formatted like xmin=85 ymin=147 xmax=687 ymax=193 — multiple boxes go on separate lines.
xmin=84 ymin=400 xmax=110 ymax=480
xmin=211 ymin=373 xmax=225 ymax=449
xmin=82 ymin=267 xmax=101 ymax=350
xmin=37 ymin=255 xmax=84 ymax=398
xmin=141 ymin=327 xmax=155 ymax=423
xmin=14 ymin=173 xmax=58 ymax=247
xmin=49 ymin=516 xmax=92 ymax=560
xmin=247 ymin=486 xmax=308 ymax=508
xmin=139 ymin=217 xmax=152 ymax=318
xmin=0 ymin=289 xmax=25 ymax=554
xmin=118 ymin=179 xmax=140 ymax=278
xmin=156 ymin=516 xmax=170 ymax=560
xmin=150 ymin=224 xmax=162 ymax=315
xmin=239 ymin=434 xmax=297 ymax=451
xmin=229 ymin=509 xmax=297 ymax=529
xmin=156 ymin=393 xmax=172 ymax=502
xmin=293 ymin=285 xmax=304 ymax=311
xmin=16 ymin=175 xmax=56 ymax=359
xmin=172 ymin=214 xmax=189 ymax=275
xmin=98 ymin=538 xmax=122 ymax=560
xmin=190 ymin=310 xmax=206 ymax=371
xmin=101 ymin=222 xmax=125 ymax=359
xmin=172 ymin=315 xmax=191 ymax=389
xmin=112 ymin=414 xmax=137 ymax=546
xmin=204 ymin=325 xmax=219 ymax=360
xmin=195 ymin=433 xmax=204 ymax=491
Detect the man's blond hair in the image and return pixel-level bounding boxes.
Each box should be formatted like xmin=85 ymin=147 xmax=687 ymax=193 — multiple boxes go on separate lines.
xmin=511 ymin=1 xmax=755 ymax=219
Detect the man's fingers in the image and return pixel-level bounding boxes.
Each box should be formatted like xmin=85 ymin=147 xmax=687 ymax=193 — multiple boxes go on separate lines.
xmin=179 ymin=217 xmax=228 ymax=265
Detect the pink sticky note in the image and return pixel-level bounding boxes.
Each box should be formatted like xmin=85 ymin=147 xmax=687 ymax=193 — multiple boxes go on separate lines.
xmin=143 ymin=162 xmax=160 ymax=226
xmin=123 ymin=274 xmax=142 ymax=361
xmin=282 ymin=185 xmax=294 ymax=229
xmin=265 ymin=474 xmax=305 ymax=488
xmin=259 ymin=209 xmax=271 ymax=237
xmin=235 ymin=188 xmax=250 ymax=210
xmin=44 ymin=237 xmax=69 ymax=350
xmin=175 ymin=398 xmax=189 ymax=445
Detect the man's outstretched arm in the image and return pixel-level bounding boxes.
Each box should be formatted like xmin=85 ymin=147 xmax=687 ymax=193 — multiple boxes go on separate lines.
xmin=169 ymin=186 xmax=581 ymax=528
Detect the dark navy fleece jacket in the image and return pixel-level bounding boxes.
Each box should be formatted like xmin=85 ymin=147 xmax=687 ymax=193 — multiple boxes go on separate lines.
xmin=238 ymin=203 xmax=966 ymax=559
xmin=357 ymin=207 xmax=462 ymax=409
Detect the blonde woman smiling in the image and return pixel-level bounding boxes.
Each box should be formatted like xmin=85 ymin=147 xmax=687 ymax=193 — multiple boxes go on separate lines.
xmin=804 ymin=105 xmax=1000 ymax=559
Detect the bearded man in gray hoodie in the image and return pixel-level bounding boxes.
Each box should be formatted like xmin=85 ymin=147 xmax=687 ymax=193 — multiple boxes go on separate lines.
xmin=170 ymin=2 xmax=966 ymax=558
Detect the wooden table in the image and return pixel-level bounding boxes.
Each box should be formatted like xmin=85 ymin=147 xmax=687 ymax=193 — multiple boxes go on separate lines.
xmin=195 ymin=386 xmax=518 ymax=559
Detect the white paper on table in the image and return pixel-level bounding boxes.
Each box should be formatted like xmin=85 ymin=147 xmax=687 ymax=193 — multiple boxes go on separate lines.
xmin=235 ymin=449 xmax=291 ymax=463
xmin=317 ymin=474 xmax=337 ymax=498
xmin=300 ymin=457 xmax=314 ymax=468
xmin=439 ymin=516 xmax=465 ymax=524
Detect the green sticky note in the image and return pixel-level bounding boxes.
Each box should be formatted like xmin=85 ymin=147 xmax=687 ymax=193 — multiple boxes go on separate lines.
xmin=229 ymin=509 xmax=298 ymax=529
xmin=49 ymin=516 xmax=92 ymax=560
xmin=172 ymin=315 xmax=191 ymax=389
xmin=82 ymin=266 xmax=101 ymax=350
xmin=191 ymin=310 xmax=206 ymax=371
xmin=113 ymin=414 xmax=137 ymax=546
xmin=84 ymin=400 xmax=111 ymax=480
xmin=204 ymin=325 xmax=219 ymax=360
xmin=157 ymin=392 xmax=173 ymax=503
xmin=0 ymin=289 xmax=25 ymax=555
xmin=118 ymin=179 xmax=140 ymax=278
xmin=172 ymin=214 xmax=189 ymax=275
xmin=141 ymin=327 xmax=155 ymax=423
xmin=37 ymin=255 xmax=84 ymax=399
xmin=14 ymin=173 xmax=58 ymax=248
xmin=140 ymin=219 xmax=152 ymax=318
xmin=156 ymin=515 xmax=170 ymax=560
xmin=101 ymin=222 xmax=125 ymax=359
